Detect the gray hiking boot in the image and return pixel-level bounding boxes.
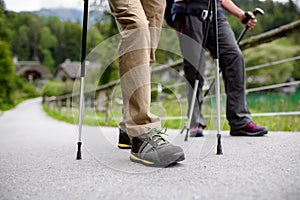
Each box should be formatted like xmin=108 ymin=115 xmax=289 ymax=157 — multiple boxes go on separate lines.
xmin=130 ymin=128 xmax=185 ymax=167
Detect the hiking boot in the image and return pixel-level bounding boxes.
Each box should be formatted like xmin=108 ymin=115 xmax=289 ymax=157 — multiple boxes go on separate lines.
xmin=117 ymin=129 xmax=132 ymax=149
xmin=230 ymin=121 xmax=268 ymax=136
xmin=130 ymin=128 xmax=185 ymax=167
xmin=190 ymin=125 xmax=203 ymax=137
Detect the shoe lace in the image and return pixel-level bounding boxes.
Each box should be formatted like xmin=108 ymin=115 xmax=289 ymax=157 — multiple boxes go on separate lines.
xmin=146 ymin=127 xmax=168 ymax=145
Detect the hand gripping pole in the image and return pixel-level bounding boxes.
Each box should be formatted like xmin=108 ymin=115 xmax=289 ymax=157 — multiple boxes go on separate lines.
xmin=204 ymin=8 xmax=264 ymax=99
xmin=236 ymin=8 xmax=264 ymax=44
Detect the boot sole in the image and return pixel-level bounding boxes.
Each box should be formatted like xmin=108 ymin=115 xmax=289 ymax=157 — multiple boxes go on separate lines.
xmin=230 ymin=129 xmax=268 ymax=136
xmin=130 ymin=152 xmax=185 ymax=167
xmin=190 ymin=131 xmax=203 ymax=137
xmin=118 ymin=143 xmax=132 ymax=149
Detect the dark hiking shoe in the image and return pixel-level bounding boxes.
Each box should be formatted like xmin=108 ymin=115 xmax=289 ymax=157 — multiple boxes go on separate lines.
xmin=230 ymin=121 xmax=268 ymax=136
xmin=118 ymin=129 xmax=132 ymax=149
xmin=190 ymin=125 xmax=203 ymax=137
xmin=130 ymin=128 xmax=185 ymax=167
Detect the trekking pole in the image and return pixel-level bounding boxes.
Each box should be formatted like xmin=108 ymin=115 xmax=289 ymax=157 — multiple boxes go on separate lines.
xmin=214 ymin=7 xmax=264 ymax=155
xmin=76 ymin=0 xmax=89 ymax=160
xmin=181 ymin=0 xmax=212 ymax=141
xmin=203 ymin=7 xmax=264 ymax=98
xmin=211 ymin=0 xmax=222 ymax=155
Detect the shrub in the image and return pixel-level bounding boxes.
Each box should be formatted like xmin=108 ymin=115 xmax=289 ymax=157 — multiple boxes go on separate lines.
xmin=42 ymin=80 xmax=64 ymax=97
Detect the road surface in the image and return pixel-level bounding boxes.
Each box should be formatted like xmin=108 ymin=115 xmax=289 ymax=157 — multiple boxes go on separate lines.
xmin=0 ymin=98 xmax=299 ymax=200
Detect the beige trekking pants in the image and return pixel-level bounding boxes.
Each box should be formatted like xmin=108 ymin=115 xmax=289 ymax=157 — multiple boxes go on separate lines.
xmin=109 ymin=0 xmax=166 ymax=137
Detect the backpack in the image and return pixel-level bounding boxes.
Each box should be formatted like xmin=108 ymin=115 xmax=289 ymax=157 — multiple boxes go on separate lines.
xmin=164 ymin=0 xmax=176 ymax=28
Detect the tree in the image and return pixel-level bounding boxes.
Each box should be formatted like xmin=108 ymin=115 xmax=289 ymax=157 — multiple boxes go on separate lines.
xmin=61 ymin=21 xmax=82 ymax=62
xmin=8 ymin=12 xmax=43 ymax=60
xmin=46 ymin=16 xmax=65 ymax=66
xmin=0 ymin=4 xmax=15 ymax=108
xmin=0 ymin=0 xmax=5 ymax=11
xmin=226 ymin=0 xmax=300 ymax=38
xmin=0 ymin=1 xmax=9 ymax=40
xmin=87 ymin=26 xmax=103 ymax=52
xmin=0 ymin=41 xmax=15 ymax=108
xmin=38 ymin=27 xmax=57 ymax=71
xmin=13 ymin=25 xmax=30 ymax=60
xmin=243 ymin=38 xmax=300 ymax=87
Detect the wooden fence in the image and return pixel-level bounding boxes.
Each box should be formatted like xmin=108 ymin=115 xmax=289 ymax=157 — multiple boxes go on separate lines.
xmin=44 ymin=20 xmax=300 ymax=125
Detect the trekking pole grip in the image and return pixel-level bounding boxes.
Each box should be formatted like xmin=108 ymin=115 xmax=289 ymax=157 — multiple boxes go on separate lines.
xmin=237 ymin=8 xmax=264 ymax=44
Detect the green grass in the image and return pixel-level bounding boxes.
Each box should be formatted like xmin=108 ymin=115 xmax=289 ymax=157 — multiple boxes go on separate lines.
xmin=43 ymin=88 xmax=300 ymax=132
xmin=1 ymin=97 xmax=37 ymax=111
xmin=158 ymin=116 xmax=300 ymax=132
xmin=43 ymin=104 xmax=119 ymax=127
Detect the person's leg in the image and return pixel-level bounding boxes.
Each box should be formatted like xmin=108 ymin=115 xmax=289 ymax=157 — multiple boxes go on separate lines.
xmin=207 ymin=17 xmax=267 ymax=135
xmin=214 ymin=17 xmax=252 ymax=130
xmin=110 ymin=0 xmax=185 ymax=166
xmin=174 ymin=13 xmax=207 ymax=129
xmin=109 ymin=0 xmax=161 ymax=137
xmin=140 ymin=0 xmax=166 ymax=64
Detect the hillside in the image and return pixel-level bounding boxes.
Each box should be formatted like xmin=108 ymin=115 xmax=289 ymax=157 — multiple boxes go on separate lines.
xmin=33 ymin=8 xmax=82 ymax=23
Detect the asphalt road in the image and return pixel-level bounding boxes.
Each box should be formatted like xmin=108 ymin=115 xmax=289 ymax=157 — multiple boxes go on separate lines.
xmin=0 ymin=98 xmax=299 ymax=200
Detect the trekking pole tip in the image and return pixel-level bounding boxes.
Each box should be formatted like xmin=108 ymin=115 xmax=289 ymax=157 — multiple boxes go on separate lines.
xmin=216 ymin=133 xmax=223 ymax=155
xmin=180 ymin=126 xmax=186 ymax=134
xmin=184 ymin=129 xmax=189 ymax=142
xmin=76 ymin=142 xmax=82 ymax=160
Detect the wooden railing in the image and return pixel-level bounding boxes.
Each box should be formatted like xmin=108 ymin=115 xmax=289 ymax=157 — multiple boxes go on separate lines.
xmin=44 ymin=20 xmax=300 ymax=125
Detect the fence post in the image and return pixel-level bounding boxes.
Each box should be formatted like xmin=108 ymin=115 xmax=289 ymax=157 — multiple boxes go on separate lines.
xmin=105 ymin=87 xmax=114 ymax=126
xmin=66 ymin=97 xmax=70 ymax=117
xmin=95 ymin=90 xmax=106 ymax=112
xmin=45 ymin=97 xmax=50 ymax=108
xmin=58 ymin=99 xmax=62 ymax=113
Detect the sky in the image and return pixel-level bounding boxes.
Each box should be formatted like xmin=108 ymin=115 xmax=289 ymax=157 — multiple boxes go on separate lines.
xmin=5 ymin=0 xmax=84 ymax=12
xmin=4 ymin=0 xmax=292 ymax=12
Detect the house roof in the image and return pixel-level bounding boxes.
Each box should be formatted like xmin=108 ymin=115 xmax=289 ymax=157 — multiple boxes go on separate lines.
xmin=57 ymin=60 xmax=81 ymax=79
xmin=15 ymin=61 xmax=53 ymax=79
